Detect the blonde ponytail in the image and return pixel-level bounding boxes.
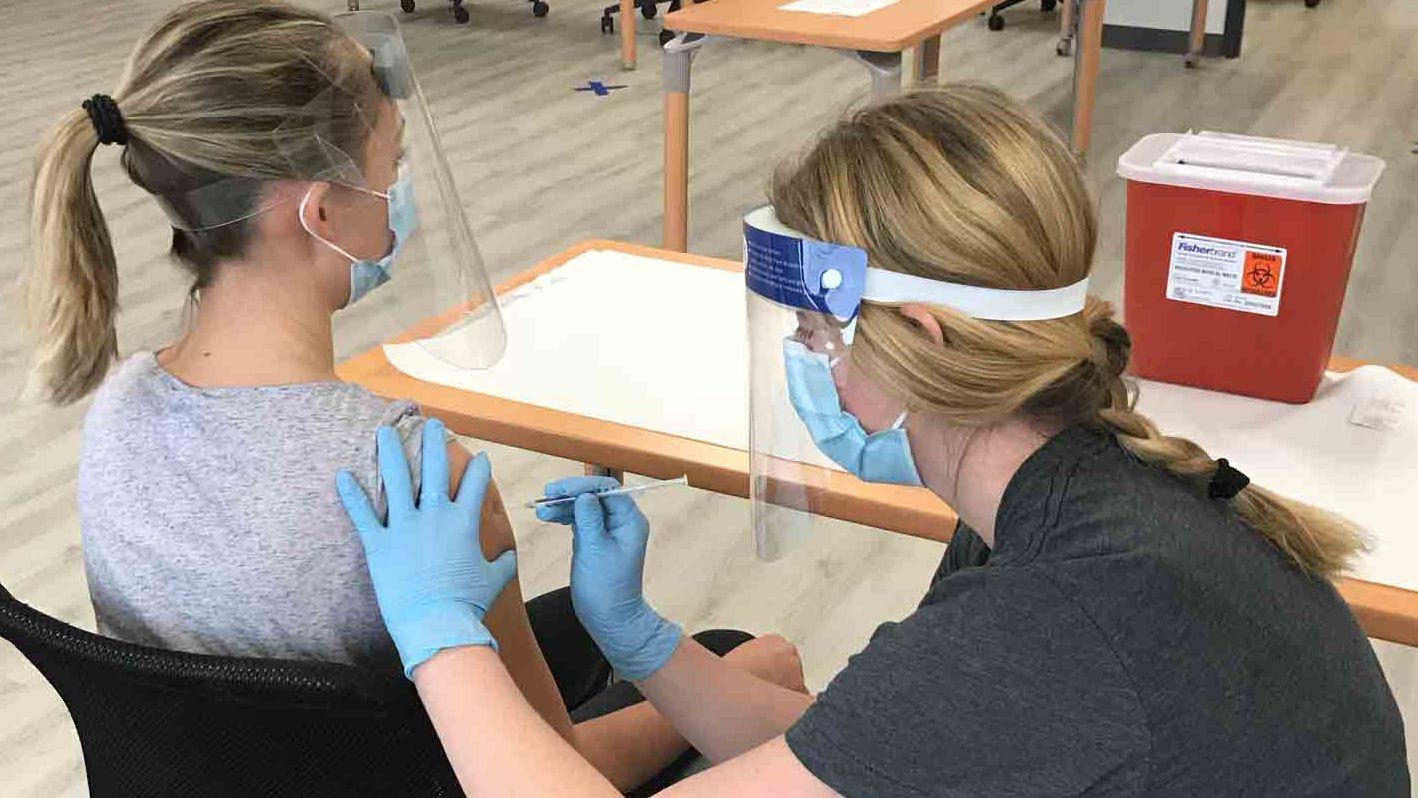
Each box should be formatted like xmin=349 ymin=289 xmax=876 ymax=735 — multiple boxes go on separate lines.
xmin=772 ymin=83 xmax=1362 ymax=580
xmin=25 ymin=109 xmax=120 ymax=404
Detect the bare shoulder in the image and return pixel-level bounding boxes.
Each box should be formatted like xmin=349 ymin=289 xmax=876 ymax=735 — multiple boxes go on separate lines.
xmin=443 ymin=440 xmax=515 ymax=557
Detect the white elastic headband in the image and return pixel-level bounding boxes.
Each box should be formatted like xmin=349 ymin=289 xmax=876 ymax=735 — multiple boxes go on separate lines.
xmin=863 ymin=268 xmax=1090 ymax=322
xmin=743 ymin=206 xmax=1090 ymax=322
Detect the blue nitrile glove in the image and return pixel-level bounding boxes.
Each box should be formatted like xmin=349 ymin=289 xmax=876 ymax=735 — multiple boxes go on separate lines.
xmin=337 ymin=419 xmax=517 ymax=679
xmin=537 ymin=476 xmax=682 ymax=681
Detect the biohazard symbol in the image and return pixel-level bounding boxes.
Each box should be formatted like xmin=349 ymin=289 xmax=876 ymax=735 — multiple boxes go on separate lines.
xmin=1242 ymin=251 xmax=1282 ymax=298
xmin=1248 ymin=264 xmax=1275 ymax=288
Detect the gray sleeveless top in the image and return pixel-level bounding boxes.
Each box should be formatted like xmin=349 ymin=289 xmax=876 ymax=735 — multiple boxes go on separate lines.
xmin=79 ymin=352 xmax=426 ymax=673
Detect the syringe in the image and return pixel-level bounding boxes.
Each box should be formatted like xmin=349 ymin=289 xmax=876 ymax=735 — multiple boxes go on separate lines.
xmin=524 ymin=475 xmax=690 ymax=510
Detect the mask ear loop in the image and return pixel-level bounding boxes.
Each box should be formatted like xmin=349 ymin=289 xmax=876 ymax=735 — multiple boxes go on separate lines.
xmin=298 ymin=184 xmax=391 ymax=263
xmin=842 ymin=317 xmax=860 ymax=346
xmin=840 ymin=308 xmax=908 ymax=432
xmin=839 ymin=314 xmax=907 ymax=431
xmin=826 ymin=316 xmax=860 ymax=369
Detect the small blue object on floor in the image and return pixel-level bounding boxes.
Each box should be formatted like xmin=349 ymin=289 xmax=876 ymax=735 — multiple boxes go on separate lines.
xmin=574 ymin=80 xmax=627 ymax=97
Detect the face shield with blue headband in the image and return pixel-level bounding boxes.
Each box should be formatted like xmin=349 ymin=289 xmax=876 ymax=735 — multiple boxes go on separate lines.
xmin=743 ymin=205 xmax=1090 ymax=559
xmin=149 ymin=11 xmax=506 ymax=369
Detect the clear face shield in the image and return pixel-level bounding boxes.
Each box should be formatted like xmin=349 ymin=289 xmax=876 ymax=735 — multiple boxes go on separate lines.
xmin=743 ymin=206 xmax=1092 ymax=559
xmin=153 ymin=11 xmax=505 ymax=368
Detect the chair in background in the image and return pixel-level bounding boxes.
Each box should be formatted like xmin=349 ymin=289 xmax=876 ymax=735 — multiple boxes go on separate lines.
xmin=599 ymin=0 xmax=686 ymax=46
xmin=988 ymin=0 xmax=1078 ymax=57
xmin=0 ymin=579 xmax=463 ymax=798
xmin=347 ymin=0 xmax=548 ymax=26
xmin=986 ymin=0 xmax=1059 ymax=31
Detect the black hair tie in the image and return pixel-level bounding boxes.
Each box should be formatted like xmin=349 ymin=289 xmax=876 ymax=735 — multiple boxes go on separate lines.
xmin=1208 ymin=458 xmax=1250 ymax=500
xmin=82 ymin=94 xmax=128 ymax=146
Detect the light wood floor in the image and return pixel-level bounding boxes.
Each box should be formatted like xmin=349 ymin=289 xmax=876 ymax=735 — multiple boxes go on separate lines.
xmin=1 ymin=0 xmax=1415 ymax=794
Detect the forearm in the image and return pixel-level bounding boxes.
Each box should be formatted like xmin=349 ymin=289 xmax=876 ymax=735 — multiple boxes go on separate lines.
xmin=482 ymin=578 xmax=577 ymax=743
xmin=490 ymin=585 xmax=688 ymax=792
xmin=637 ymin=638 xmax=814 ymax=763
xmin=415 ymin=646 xmax=622 ymax=798
xmin=573 ymin=701 xmax=690 ymax=791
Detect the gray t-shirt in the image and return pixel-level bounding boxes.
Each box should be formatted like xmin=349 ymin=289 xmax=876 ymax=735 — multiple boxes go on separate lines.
xmin=785 ymin=425 xmax=1409 ymax=797
xmin=79 ymin=352 xmax=427 ymax=673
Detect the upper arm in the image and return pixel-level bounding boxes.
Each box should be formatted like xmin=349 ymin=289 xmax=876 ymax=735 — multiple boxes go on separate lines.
xmin=388 ymin=412 xmax=513 ymax=559
xmin=663 ymin=737 xmax=840 ymax=798
xmin=441 ymin=442 xmax=573 ymax=740
xmin=444 ymin=441 xmax=515 ymax=559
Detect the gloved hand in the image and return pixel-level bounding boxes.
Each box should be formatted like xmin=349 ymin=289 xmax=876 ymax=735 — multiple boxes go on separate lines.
xmin=537 ymin=476 xmax=682 ymax=681
xmin=338 ymin=419 xmax=517 ymax=679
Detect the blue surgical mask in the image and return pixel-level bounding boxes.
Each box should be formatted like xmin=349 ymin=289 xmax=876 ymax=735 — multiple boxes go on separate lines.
xmin=782 ymin=338 xmax=923 ymax=487
xmin=300 ymin=164 xmax=419 ymax=307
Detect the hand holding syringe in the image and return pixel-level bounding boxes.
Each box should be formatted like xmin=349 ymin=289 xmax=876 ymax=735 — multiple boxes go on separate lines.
xmin=523 ymin=475 xmax=689 ymax=510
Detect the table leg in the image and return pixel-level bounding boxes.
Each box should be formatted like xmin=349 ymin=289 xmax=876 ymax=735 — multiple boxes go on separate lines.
xmin=911 ymin=35 xmax=941 ymax=86
xmin=584 ymin=464 xmax=626 ymax=482
xmin=1070 ymin=0 xmax=1105 ymax=156
xmin=664 ymin=92 xmax=689 ymax=252
xmin=850 ymin=50 xmax=904 ymax=100
xmin=1057 ymin=0 xmax=1075 ymax=56
xmin=662 ymin=34 xmax=705 ymax=252
xmin=1185 ymin=0 xmax=1209 ymax=68
xmin=620 ymin=0 xmax=637 ymax=70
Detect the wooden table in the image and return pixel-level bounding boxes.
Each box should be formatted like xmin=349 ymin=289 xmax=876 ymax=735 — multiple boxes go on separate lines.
xmin=339 ymin=240 xmax=1418 ymax=647
xmin=654 ymin=0 xmax=1107 ymax=251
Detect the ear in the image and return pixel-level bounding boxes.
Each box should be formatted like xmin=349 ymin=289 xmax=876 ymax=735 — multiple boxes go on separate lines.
xmin=898 ymin=304 xmax=945 ymax=346
xmin=298 ymin=182 xmax=334 ymax=235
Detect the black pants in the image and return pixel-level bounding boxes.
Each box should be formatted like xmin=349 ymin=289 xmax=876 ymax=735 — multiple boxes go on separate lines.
xmin=525 ymin=588 xmax=750 ymax=796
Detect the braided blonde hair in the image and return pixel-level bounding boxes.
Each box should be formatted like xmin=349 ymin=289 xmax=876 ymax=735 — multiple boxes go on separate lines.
xmin=771 ymin=84 xmax=1362 ymax=579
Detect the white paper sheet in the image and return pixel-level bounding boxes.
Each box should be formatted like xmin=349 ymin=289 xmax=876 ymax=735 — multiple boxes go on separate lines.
xmin=385 ymin=248 xmax=1417 ymax=591
xmin=385 ymin=250 xmax=752 ymax=451
xmin=779 ymin=0 xmax=900 ymax=17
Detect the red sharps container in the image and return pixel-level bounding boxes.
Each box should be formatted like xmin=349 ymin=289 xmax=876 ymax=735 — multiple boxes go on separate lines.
xmin=1116 ymin=132 xmax=1385 ymax=403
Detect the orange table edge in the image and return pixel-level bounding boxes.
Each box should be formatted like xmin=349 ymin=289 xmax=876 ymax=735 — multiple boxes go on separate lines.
xmin=339 ymin=240 xmax=1418 ymax=648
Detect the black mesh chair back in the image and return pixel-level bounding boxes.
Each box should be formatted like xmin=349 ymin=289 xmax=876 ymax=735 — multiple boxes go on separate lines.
xmin=0 ymin=581 xmax=462 ymax=798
